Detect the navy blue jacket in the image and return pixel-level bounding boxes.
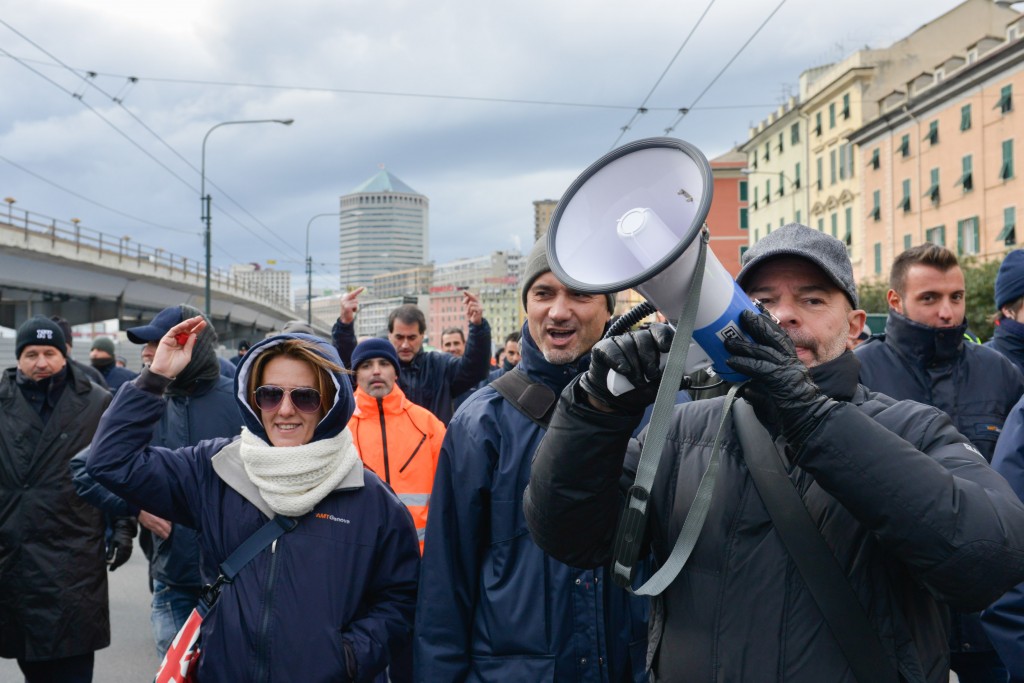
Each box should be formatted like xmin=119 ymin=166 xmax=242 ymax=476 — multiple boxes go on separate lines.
xmin=333 ymin=319 xmax=492 ymax=425
xmin=986 ymin=318 xmax=1024 ymax=376
xmin=415 ymin=324 xmax=648 ymax=682
xmin=88 ymin=334 xmax=419 ymax=682
xmin=96 ymin=363 xmax=137 ymax=393
xmin=856 ymin=310 xmax=1024 ymax=656
xmin=985 ymin=393 xmax=1024 ymax=683
xmin=73 ymin=372 xmax=241 ymax=589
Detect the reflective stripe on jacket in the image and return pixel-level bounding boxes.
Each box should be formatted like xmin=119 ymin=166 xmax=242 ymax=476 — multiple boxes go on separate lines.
xmin=350 ymin=384 xmax=445 ymax=551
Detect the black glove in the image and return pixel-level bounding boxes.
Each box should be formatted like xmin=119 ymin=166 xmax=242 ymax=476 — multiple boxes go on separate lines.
xmin=106 ymin=516 xmax=137 ymax=572
xmin=724 ymin=310 xmax=836 ymax=454
xmin=579 ymin=324 xmax=673 ymax=414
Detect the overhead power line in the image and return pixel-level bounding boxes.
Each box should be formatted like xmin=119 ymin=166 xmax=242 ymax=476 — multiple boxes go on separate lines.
xmin=609 ymin=0 xmax=718 ymax=151
xmin=664 ymin=0 xmax=789 ymax=135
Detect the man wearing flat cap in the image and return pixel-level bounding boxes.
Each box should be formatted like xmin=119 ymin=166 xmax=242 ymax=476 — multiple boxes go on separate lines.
xmin=525 ymin=224 xmax=1024 ymax=682
xmin=0 ymin=316 xmax=112 ymax=681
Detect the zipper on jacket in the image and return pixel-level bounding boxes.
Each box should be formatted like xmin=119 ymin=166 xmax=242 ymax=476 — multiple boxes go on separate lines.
xmin=398 ymin=433 xmax=427 ymax=474
xmin=377 ymin=398 xmax=391 ymax=484
xmin=252 ymin=537 xmax=281 ymax=683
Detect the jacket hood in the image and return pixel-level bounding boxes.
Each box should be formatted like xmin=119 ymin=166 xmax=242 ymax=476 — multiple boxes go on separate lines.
xmin=234 ymin=333 xmax=354 ymax=443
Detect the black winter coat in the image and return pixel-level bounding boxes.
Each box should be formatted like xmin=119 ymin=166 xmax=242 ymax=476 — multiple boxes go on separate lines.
xmin=525 ymin=352 xmax=1024 ymax=682
xmin=0 ymin=363 xmax=112 ymax=661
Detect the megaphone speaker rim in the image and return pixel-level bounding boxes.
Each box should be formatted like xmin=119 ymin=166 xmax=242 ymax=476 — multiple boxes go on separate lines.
xmin=546 ymin=137 xmax=714 ymax=294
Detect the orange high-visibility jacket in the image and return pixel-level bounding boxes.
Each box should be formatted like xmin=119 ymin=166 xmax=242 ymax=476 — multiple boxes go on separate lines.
xmin=349 ymin=383 xmax=445 ymax=552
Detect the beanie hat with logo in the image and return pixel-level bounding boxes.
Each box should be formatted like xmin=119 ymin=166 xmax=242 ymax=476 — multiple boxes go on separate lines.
xmin=16 ymin=316 xmax=67 ymax=358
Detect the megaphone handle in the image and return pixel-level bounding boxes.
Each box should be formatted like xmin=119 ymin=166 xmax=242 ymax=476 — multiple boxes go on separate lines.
xmin=606 ymin=339 xmax=714 ymax=395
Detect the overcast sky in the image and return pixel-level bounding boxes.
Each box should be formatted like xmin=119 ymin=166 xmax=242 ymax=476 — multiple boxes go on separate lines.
xmin=1 ymin=0 xmax=996 ymax=292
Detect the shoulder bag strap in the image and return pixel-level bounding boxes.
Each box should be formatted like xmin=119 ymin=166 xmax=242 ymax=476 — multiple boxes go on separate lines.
xmin=732 ymin=399 xmax=900 ymax=683
xmin=201 ymin=515 xmax=298 ymax=608
xmin=491 ymin=370 xmax=557 ymax=429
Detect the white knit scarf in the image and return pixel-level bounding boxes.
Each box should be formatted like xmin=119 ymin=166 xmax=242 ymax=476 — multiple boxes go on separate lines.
xmin=239 ymin=427 xmax=360 ymax=517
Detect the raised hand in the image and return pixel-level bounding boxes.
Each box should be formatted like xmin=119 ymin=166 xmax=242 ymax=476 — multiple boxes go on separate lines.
xmin=339 ymin=287 xmax=365 ymax=324
xmin=148 ymin=316 xmax=206 ymax=380
xmin=463 ymin=291 xmax=483 ymax=326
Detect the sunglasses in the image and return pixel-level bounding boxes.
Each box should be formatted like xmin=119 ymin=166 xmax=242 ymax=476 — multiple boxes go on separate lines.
xmin=253 ymin=385 xmax=323 ymax=414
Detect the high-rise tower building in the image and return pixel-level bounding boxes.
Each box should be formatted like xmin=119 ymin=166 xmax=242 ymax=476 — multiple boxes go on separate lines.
xmin=339 ymin=169 xmax=428 ymax=291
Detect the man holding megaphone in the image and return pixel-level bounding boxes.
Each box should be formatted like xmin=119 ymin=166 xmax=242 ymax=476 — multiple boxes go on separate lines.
xmin=525 ymin=223 xmax=1024 ymax=683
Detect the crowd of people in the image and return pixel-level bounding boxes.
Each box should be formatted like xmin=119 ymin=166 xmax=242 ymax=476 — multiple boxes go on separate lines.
xmin=3 ymin=225 xmax=1024 ymax=682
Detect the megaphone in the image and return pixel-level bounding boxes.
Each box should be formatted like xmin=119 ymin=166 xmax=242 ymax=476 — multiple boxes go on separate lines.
xmin=547 ymin=137 xmax=757 ymax=387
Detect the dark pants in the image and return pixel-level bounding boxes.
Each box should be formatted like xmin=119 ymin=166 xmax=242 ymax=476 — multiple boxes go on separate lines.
xmin=17 ymin=652 xmax=94 ymax=683
xmin=950 ymin=650 xmax=1008 ymax=683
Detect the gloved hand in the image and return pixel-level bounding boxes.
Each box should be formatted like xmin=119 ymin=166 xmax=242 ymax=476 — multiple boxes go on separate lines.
xmin=724 ymin=310 xmax=836 ymax=454
xmin=579 ymin=324 xmax=673 ymax=414
xmin=107 ymin=516 xmax=137 ymax=572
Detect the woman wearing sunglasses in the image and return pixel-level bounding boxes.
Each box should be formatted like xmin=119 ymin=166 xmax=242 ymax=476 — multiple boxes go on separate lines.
xmin=87 ymin=317 xmax=419 ymax=682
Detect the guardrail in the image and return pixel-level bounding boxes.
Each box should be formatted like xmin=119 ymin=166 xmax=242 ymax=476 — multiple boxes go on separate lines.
xmin=0 ymin=203 xmax=286 ymax=308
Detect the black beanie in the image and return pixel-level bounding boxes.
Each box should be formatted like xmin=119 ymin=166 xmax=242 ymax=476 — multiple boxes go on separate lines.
xmin=16 ymin=316 xmax=67 ymax=358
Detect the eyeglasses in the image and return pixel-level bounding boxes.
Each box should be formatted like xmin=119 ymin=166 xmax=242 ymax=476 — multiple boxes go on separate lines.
xmin=253 ymin=385 xmax=323 ymax=414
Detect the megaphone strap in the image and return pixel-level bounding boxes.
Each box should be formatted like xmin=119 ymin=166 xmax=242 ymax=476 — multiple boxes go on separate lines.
xmin=612 ymin=226 xmax=718 ymax=595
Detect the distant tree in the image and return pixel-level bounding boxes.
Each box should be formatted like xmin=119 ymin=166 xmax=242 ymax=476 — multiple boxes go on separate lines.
xmin=855 ymin=254 xmax=1002 ymax=342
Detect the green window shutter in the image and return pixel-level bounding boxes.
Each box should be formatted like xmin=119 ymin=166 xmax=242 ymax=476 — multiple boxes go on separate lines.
xmin=874 ymin=243 xmax=882 ymax=274
xmin=817 ymin=218 xmax=825 ymax=232
xmin=844 ymin=207 xmax=852 ymax=245
xmin=829 ymin=103 xmax=836 ymax=128
xmin=1001 ymin=140 xmax=1014 ymax=180
xmin=795 ymin=210 xmax=802 ymax=224
xmin=842 ymin=93 xmax=850 ymax=119
xmin=900 ymin=179 xmax=911 ymax=212
xmin=899 ymin=134 xmax=910 ymax=157
xmin=904 ymin=234 xmax=912 ymax=250
xmin=739 ymin=207 xmax=749 ymax=229
xmin=830 ymin=212 xmax=838 ymax=237
xmin=830 ymin=149 xmax=837 ymax=184
xmin=870 ymin=148 xmax=880 ymax=170
xmin=791 ymin=122 xmax=800 ymax=144
xmin=961 ymin=104 xmax=972 ymax=131
xmin=794 ymin=163 xmax=801 ymax=189
xmin=816 ymin=157 xmax=823 ymax=190
xmin=925 ymin=168 xmax=940 ymax=204
xmin=815 ymin=112 xmax=822 ymax=136
xmin=778 ymin=172 xmax=785 ymax=197
xmin=998 ymin=85 xmax=1013 ymax=114
xmin=871 ymin=190 xmax=881 ymax=221
xmin=925 ymin=121 xmax=938 ymax=145
xmin=998 ymin=207 xmax=1016 ymax=244
xmin=739 ymin=180 xmax=748 ymax=202
xmin=958 ymin=156 xmax=974 ymax=191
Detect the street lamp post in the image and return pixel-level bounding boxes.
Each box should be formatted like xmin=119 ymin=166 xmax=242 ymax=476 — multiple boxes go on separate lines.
xmin=305 ymin=212 xmax=340 ymax=324
xmin=201 ymin=118 xmax=294 ymax=316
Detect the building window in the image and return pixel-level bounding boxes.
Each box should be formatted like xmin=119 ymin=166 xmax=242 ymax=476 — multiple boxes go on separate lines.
xmin=874 ymin=243 xmax=882 ymax=274
xmin=904 ymin=234 xmax=912 ymax=250
xmin=925 ymin=167 xmax=940 ymax=205
xmin=899 ymin=179 xmax=912 ymax=213
xmin=870 ymin=148 xmax=880 ymax=170
xmin=926 ymin=225 xmax=946 ymax=246
xmin=764 ymin=142 xmax=771 ymax=162
xmin=870 ymin=189 xmax=881 ymax=221
xmin=817 ymin=218 xmax=825 ymax=232
xmin=765 ymin=180 xmax=771 ymax=204
xmin=999 ymin=207 xmax=1017 ymax=245
xmin=961 ymin=104 xmax=972 ymax=131
xmin=754 ymin=228 xmax=760 ymax=242
xmin=790 ymin=122 xmax=800 ymax=145
xmin=957 ymin=155 xmax=974 ymax=192
xmin=844 ymin=206 xmax=852 ymax=246
xmin=898 ymin=134 xmax=910 ymax=157
xmin=830 ymin=149 xmax=837 ymax=185
xmin=958 ymin=217 xmax=980 ymax=255
xmin=754 ymin=186 xmax=759 ymax=210
xmin=739 ymin=180 xmax=748 ymax=202
xmin=829 ymin=102 xmax=836 ymax=129
xmin=842 ymin=93 xmax=851 ymax=119
xmin=838 ymin=143 xmax=854 ymax=180
xmin=777 ymin=132 xmax=784 ymax=153
xmin=739 ymin=207 xmax=749 ymax=229
xmin=794 ymin=162 xmax=802 ymax=189
xmin=997 ymin=85 xmax=1013 ymax=114
xmin=816 ymin=157 xmax=824 ymax=190
xmin=751 ymin=152 xmax=758 ymax=171
xmin=795 ymin=210 xmax=802 ymax=224
xmin=925 ymin=120 xmax=939 ymax=145
xmin=777 ymin=172 xmax=785 ymax=197
xmin=830 ymin=212 xmax=838 ymax=237
xmin=814 ymin=112 xmax=823 ymax=136
xmin=739 ymin=244 xmax=749 ymax=260
xmin=1001 ymin=139 xmax=1014 ymax=180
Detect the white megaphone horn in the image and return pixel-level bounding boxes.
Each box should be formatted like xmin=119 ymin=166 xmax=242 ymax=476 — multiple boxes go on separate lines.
xmin=547 ymin=137 xmax=758 ymax=393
